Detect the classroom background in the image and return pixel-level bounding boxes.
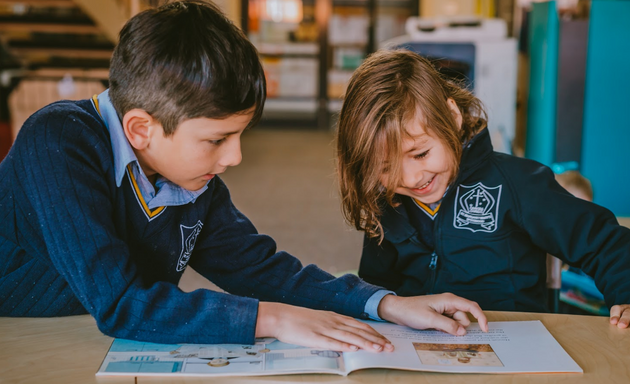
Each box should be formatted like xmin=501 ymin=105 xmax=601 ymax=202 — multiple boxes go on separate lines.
xmin=0 ymin=0 xmax=628 ymax=316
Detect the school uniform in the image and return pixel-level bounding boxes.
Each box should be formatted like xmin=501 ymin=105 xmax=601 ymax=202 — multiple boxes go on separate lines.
xmin=0 ymin=91 xmax=386 ymax=344
xmin=359 ymin=128 xmax=630 ymax=312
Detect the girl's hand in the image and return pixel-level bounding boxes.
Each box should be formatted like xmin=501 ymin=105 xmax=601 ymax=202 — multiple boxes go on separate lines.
xmin=256 ymin=302 xmax=394 ymax=352
xmin=610 ymin=304 xmax=630 ymax=329
xmin=377 ymin=293 xmax=488 ymax=335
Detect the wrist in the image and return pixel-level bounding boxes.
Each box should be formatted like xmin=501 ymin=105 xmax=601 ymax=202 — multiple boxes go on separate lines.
xmin=377 ymin=294 xmax=402 ymax=323
xmin=255 ymin=302 xmax=280 ymax=338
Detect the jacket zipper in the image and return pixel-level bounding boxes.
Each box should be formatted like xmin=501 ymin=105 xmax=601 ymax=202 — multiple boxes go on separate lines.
xmin=428 ymin=252 xmax=438 ymax=294
xmin=429 ymin=186 xmax=448 ymax=294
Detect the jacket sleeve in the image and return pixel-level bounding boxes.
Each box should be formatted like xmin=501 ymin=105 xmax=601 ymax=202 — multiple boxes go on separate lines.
xmin=13 ymin=105 xmax=264 ymax=345
xmin=358 ymin=234 xmax=403 ymax=291
xmin=189 ymin=178 xmax=382 ymax=319
xmin=508 ymin=160 xmax=630 ymax=308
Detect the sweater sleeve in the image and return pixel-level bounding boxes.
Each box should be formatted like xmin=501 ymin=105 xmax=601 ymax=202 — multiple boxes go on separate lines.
xmin=507 ymin=159 xmax=630 ymax=308
xmin=188 ymin=178 xmax=382 ymax=319
xmin=11 ymin=104 xmax=263 ymax=344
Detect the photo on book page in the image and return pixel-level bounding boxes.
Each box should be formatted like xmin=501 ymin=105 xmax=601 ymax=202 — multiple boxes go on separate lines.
xmin=413 ymin=343 xmax=503 ymax=367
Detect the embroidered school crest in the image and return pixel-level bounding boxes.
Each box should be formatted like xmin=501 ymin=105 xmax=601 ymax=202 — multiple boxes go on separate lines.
xmin=453 ymin=182 xmax=502 ymax=233
xmin=177 ymin=221 xmax=204 ymax=272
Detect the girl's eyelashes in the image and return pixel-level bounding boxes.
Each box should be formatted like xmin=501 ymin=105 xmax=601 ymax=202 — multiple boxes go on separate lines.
xmin=414 ymin=149 xmax=430 ymax=159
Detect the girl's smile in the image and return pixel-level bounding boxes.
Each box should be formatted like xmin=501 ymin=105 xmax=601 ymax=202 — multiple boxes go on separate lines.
xmin=409 ymin=175 xmax=436 ymax=193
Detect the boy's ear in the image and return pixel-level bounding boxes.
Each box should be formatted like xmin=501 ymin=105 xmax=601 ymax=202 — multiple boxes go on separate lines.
xmin=446 ymin=98 xmax=463 ymax=130
xmin=122 ymin=109 xmax=158 ymax=150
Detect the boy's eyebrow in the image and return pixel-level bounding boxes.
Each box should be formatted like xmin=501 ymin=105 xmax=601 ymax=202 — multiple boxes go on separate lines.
xmin=207 ymin=127 xmax=245 ymax=137
xmin=216 ymin=130 xmax=241 ymax=136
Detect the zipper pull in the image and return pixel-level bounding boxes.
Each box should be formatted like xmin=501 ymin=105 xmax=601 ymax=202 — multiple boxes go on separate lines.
xmin=429 ymin=252 xmax=438 ymax=270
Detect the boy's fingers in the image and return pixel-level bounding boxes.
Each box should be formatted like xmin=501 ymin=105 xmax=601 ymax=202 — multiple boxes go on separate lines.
xmin=345 ymin=320 xmax=386 ymax=338
xmin=333 ymin=317 xmax=390 ymax=342
xmin=329 ymin=326 xmax=393 ymax=352
xmin=315 ymin=335 xmax=362 ymax=353
xmin=337 ymin=326 xmax=388 ymax=345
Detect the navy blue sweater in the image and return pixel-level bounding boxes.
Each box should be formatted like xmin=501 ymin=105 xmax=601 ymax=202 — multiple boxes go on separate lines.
xmin=0 ymin=99 xmax=381 ymax=344
xmin=359 ymin=129 xmax=630 ymax=312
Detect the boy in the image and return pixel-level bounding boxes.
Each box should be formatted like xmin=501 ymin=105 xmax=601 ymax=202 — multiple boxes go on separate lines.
xmin=0 ymin=1 xmax=486 ymax=350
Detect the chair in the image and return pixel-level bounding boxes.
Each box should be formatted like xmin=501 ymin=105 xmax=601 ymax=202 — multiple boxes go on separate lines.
xmin=546 ymin=255 xmax=563 ymax=313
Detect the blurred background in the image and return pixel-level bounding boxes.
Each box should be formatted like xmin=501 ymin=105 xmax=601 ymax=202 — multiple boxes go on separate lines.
xmin=0 ymin=0 xmax=628 ymax=315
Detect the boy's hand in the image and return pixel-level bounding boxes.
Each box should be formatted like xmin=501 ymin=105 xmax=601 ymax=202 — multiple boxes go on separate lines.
xmin=377 ymin=293 xmax=488 ymax=336
xmin=256 ymin=302 xmax=394 ymax=352
xmin=610 ymin=305 xmax=630 ymax=329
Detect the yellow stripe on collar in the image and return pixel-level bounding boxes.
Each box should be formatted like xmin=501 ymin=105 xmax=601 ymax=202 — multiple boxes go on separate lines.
xmin=92 ymin=94 xmax=100 ymax=115
xmin=95 ymin=94 xmax=165 ymax=219
xmin=127 ymin=165 xmax=165 ymax=218
xmin=414 ymin=199 xmax=440 ymax=216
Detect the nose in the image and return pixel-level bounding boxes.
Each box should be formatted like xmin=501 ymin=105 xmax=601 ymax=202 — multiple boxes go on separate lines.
xmin=401 ymin=164 xmax=421 ymax=189
xmin=218 ymin=137 xmax=242 ymax=168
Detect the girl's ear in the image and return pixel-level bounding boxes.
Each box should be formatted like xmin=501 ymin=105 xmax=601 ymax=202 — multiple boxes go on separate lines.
xmin=446 ymin=98 xmax=463 ymax=130
xmin=122 ymin=109 xmax=158 ymax=150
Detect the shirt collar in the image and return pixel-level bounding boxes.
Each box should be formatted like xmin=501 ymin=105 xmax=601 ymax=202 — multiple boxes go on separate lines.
xmin=94 ymin=89 xmax=136 ymax=188
xmin=91 ymin=89 xmax=208 ymax=208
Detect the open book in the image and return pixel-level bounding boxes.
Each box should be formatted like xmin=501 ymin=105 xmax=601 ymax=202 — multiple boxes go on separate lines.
xmin=96 ymin=320 xmax=582 ymax=377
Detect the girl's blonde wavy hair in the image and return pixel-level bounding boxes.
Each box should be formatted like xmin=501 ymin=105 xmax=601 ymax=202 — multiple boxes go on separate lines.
xmin=336 ymin=49 xmax=487 ymax=240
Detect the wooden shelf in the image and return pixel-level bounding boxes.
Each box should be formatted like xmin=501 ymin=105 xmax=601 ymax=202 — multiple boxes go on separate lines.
xmin=243 ymin=0 xmax=418 ymax=128
xmin=257 ymin=42 xmax=319 ymax=56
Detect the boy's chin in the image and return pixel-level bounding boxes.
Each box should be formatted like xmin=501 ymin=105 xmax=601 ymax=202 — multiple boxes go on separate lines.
xmin=179 ymin=180 xmax=211 ymax=192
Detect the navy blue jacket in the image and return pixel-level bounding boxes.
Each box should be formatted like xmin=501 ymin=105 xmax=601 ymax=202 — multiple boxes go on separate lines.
xmin=0 ymin=99 xmax=381 ymax=344
xmin=359 ymin=129 xmax=630 ymax=312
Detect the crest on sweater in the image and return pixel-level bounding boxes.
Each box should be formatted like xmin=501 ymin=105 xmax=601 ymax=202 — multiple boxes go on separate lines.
xmin=453 ymin=182 xmax=502 ymax=233
xmin=177 ymin=221 xmax=204 ymax=272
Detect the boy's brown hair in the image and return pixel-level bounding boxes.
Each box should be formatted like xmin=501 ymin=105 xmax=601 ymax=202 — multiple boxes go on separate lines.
xmin=337 ymin=49 xmax=487 ymax=239
xmin=109 ymin=1 xmax=266 ymax=136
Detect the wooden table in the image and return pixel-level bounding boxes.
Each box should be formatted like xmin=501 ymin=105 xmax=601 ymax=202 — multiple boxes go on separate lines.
xmin=1 ymin=311 xmax=629 ymax=384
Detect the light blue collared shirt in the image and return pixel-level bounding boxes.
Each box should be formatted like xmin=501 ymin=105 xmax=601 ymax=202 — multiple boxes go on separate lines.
xmin=92 ymin=89 xmax=207 ymax=209
xmin=92 ymin=89 xmax=393 ymax=320
xmin=365 ymin=289 xmax=394 ymax=321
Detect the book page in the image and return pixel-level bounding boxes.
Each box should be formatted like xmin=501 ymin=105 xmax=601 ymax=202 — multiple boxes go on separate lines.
xmin=343 ymin=321 xmax=582 ymax=374
xmin=97 ymin=338 xmax=346 ymax=377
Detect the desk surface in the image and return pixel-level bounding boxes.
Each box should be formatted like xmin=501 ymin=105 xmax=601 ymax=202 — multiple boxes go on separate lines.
xmin=1 ymin=311 xmax=628 ymax=384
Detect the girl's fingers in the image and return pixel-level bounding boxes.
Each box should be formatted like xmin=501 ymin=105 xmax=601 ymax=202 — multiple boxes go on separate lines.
xmin=451 ymin=310 xmax=471 ymax=327
xmin=452 ymin=299 xmax=488 ymax=332
xmin=610 ymin=305 xmax=621 ymax=325
xmin=610 ymin=305 xmax=630 ymax=328
xmin=618 ymin=313 xmax=630 ymax=328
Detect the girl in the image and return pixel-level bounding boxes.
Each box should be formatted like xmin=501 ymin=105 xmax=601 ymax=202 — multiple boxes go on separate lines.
xmin=336 ymin=49 xmax=630 ymax=328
